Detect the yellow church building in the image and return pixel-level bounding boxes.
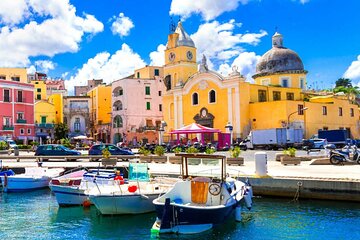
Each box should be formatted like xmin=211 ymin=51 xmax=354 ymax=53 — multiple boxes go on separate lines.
xmin=162 ymin=22 xmax=360 ymax=141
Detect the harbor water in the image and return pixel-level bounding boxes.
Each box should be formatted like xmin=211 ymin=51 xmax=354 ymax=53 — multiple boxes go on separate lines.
xmin=0 ymin=189 xmax=360 ymax=240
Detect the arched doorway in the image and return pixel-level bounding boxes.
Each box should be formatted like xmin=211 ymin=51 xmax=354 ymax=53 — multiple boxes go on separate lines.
xmin=113 ymin=133 xmax=122 ymax=144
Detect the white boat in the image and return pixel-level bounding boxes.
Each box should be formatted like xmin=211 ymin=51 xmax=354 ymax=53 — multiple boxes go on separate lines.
xmin=0 ymin=167 xmax=64 ymax=192
xmin=151 ymin=153 xmax=253 ymax=235
xmin=88 ymin=162 xmax=176 ymax=215
xmin=49 ymin=168 xmax=117 ymax=206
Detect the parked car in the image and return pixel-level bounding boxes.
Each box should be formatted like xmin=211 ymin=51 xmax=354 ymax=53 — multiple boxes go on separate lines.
xmin=6 ymin=139 xmax=18 ymax=150
xmin=88 ymin=144 xmax=134 ymax=156
xmin=35 ymin=144 xmax=81 ymax=156
xmin=302 ymin=138 xmax=328 ymax=149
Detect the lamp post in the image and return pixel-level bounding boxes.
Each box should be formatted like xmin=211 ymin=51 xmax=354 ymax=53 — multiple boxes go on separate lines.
xmin=287 ymin=107 xmax=308 ymax=128
xmin=225 ymin=122 xmax=233 ymax=146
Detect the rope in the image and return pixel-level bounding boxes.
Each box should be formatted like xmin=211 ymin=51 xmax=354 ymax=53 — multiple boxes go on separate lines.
xmin=290 ymin=181 xmax=303 ymax=202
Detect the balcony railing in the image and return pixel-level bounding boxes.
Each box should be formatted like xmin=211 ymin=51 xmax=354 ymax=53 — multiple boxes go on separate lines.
xmin=36 ymin=123 xmax=54 ymax=128
xmin=3 ymin=125 xmax=14 ymax=130
xmin=16 ymin=119 xmax=27 ymax=123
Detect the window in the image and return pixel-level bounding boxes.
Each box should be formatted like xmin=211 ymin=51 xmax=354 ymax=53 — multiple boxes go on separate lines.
xmin=113 ymin=116 xmax=123 ymax=128
xmin=300 ymin=78 xmax=304 ymax=89
xmin=3 ymin=89 xmax=10 ymax=102
xmin=286 ymin=92 xmax=294 ymax=100
xmin=192 ymin=93 xmax=199 ymax=105
xmin=119 ymin=88 xmax=123 ymax=96
xmin=209 ymin=90 xmax=216 ymax=103
xmin=27 ymin=128 xmax=31 ymax=134
xmin=298 ymin=105 xmax=304 ymax=115
xmin=282 ymin=78 xmax=289 ymax=87
xmin=3 ymin=117 xmax=11 ymax=126
xmin=145 ymin=86 xmax=150 ymax=95
xmin=159 ymin=104 xmax=162 ymax=112
xmin=11 ymin=76 xmax=20 ymax=82
xmin=0 ymin=75 xmax=5 ymax=80
xmin=146 ymin=102 xmax=151 ymax=110
xmin=339 ymin=107 xmax=343 ymax=116
xmin=258 ymin=90 xmax=267 ymax=102
xmin=322 ymin=106 xmax=327 ymax=115
xmin=154 ymin=69 xmax=160 ymax=76
xmin=17 ymin=91 xmax=23 ymax=102
xmin=41 ymin=116 xmax=47 ymax=123
xmin=74 ymin=118 xmax=81 ymax=132
xmin=273 ymin=91 xmax=281 ymax=101
xmin=17 ymin=112 xmax=24 ymax=120
xmin=158 ymin=91 xmax=162 ymax=96
xmin=20 ymin=128 xmax=24 ymax=135
xmin=350 ymin=108 xmax=354 ymax=117
xmin=37 ymin=88 xmax=41 ymax=92
xmin=36 ymin=94 xmax=41 ymax=100
xmin=137 ymin=72 xmax=140 ymax=78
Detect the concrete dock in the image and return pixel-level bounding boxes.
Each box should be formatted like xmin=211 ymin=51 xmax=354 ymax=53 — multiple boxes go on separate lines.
xmin=1 ymin=150 xmax=360 ymax=201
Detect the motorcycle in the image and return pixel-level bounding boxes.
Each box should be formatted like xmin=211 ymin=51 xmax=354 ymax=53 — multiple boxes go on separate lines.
xmin=329 ymin=145 xmax=360 ymax=165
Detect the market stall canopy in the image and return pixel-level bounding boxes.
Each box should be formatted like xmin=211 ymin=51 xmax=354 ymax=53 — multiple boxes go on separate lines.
xmin=169 ymin=123 xmax=221 ymax=134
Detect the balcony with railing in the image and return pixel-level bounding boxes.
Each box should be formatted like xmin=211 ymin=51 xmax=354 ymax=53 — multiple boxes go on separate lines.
xmin=36 ymin=123 xmax=54 ymax=128
xmin=16 ymin=119 xmax=27 ymax=124
xmin=3 ymin=125 xmax=14 ymax=130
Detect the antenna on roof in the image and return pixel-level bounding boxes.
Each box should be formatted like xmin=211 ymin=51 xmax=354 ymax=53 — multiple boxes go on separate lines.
xmin=169 ymin=17 xmax=176 ymax=33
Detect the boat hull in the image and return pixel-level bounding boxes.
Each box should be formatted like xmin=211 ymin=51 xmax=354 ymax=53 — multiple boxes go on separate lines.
xmin=90 ymin=193 xmax=159 ymax=215
xmin=1 ymin=176 xmax=51 ymax=192
xmin=49 ymin=185 xmax=88 ymax=206
xmin=153 ymin=201 xmax=236 ymax=233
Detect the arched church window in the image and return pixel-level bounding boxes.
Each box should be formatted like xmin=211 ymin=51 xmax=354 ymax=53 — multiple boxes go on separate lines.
xmin=209 ymin=90 xmax=216 ymax=103
xmin=192 ymin=93 xmax=199 ymax=105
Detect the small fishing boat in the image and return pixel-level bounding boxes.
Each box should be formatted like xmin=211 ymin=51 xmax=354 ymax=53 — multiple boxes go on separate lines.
xmin=49 ymin=168 xmax=117 ymax=206
xmin=151 ymin=153 xmax=253 ymax=234
xmin=88 ymin=162 xmax=176 ymax=215
xmin=0 ymin=167 xmax=64 ymax=192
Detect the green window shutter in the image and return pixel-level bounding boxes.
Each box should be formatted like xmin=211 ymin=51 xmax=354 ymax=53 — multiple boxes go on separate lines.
xmin=146 ymin=102 xmax=151 ymax=110
xmin=145 ymin=86 xmax=150 ymax=95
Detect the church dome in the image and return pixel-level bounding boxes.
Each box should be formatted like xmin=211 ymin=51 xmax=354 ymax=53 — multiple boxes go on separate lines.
xmin=175 ymin=22 xmax=195 ymax=48
xmin=254 ymin=32 xmax=305 ymax=77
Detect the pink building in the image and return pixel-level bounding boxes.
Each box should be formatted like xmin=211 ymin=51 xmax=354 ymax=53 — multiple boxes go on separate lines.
xmin=0 ymin=68 xmax=35 ymax=142
xmin=111 ymin=66 xmax=164 ymax=145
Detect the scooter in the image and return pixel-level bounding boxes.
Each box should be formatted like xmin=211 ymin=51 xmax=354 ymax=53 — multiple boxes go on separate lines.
xmin=329 ymin=145 xmax=360 ymax=165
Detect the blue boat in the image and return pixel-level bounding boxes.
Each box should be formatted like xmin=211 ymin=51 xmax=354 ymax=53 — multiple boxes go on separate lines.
xmin=151 ymin=153 xmax=253 ymax=234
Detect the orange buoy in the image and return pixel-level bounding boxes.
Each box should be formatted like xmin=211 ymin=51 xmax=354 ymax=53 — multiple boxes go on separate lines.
xmin=128 ymin=185 xmax=137 ymax=193
xmin=82 ymin=200 xmax=91 ymax=208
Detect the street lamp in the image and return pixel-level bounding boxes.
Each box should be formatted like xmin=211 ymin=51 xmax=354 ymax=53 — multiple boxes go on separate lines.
xmin=287 ymin=107 xmax=308 ymax=128
xmin=225 ymin=122 xmax=233 ymax=145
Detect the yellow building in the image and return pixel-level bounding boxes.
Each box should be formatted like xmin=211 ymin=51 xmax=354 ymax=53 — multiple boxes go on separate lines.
xmin=163 ymin=24 xmax=360 ymax=141
xmin=87 ymin=84 xmax=112 ymax=142
xmin=34 ymin=100 xmax=56 ymax=139
xmin=48 ymin=93 xmax=64 ymax=124
xmin=32 ymin=80 xmax=47 ymax=100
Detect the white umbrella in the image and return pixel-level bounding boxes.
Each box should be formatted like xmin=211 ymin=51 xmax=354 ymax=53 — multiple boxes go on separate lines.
xmin=73 ymin=135 xmax=87 ymax=140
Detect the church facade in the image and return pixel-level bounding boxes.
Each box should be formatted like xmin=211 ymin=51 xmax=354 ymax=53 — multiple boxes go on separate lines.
xmin=162 ymin=22 xmax=359 ymax=141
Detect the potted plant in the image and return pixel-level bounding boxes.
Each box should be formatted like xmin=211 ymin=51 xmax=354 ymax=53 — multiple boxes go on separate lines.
xmin=227 ymin=146 xmax=244 ymax=165
xmin=152 ymin=145 xmax=167 ymax=163
xmin=169 ymin=146 xmax=182 ymax=164
xmin=281 ymin=147 xmax=301 ymax=165
xmin=186 ymin=146 xmax=201 ymax=165
xmin=0 ymin=141 xmax=9 ymax=155
xmin=139 ymin=146 xmax=152 ymax=163
xmin=101 ymin=148 xmax=117 ymax=167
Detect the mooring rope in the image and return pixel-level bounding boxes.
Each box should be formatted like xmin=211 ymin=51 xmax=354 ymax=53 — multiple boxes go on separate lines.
xmin=290 ymin=181 xmax=303 ymax=202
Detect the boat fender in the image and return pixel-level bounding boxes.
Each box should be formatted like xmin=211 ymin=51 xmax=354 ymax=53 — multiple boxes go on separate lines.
xmin=4 ymin=173 xmax=8 ymax=188
xmin=128 ymin=185 xmax=137 ymax=193
xmin=235 ymin=206 xmax=242 ymax=222
xmin=82 ymin=200 xmax=91 ymax=208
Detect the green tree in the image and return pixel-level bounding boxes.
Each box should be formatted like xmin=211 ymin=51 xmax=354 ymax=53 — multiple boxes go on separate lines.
xmin=54 ymin=123 xmax=69 ymax=140
xmin=335 ymin=78 xmax=352 ymax=88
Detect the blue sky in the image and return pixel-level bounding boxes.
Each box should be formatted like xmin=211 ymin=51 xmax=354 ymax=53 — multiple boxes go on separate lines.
xmin=0 ymin=0 xmax=360 ymax=94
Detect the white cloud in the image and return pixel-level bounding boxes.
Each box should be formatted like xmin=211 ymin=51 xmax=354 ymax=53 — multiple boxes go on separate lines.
xmin=0 ymin=0 xmax=104 ymax=67
xmin=344 ymin=55 xmax=360 ymax=81
xmin=149 ymin=44 xmax=166 ymax=66
xmin=218 ymin=52 xmax=260 ymax=81
xmin=110 ymin=12 xmax=134 ymax=37
xmin=170 ymin=0 xmax=249 ymax=21
xmin=190 ymin=20 xmax=267 ymax=66
xmin=65 ymin=43 xmax=146 ymax=95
